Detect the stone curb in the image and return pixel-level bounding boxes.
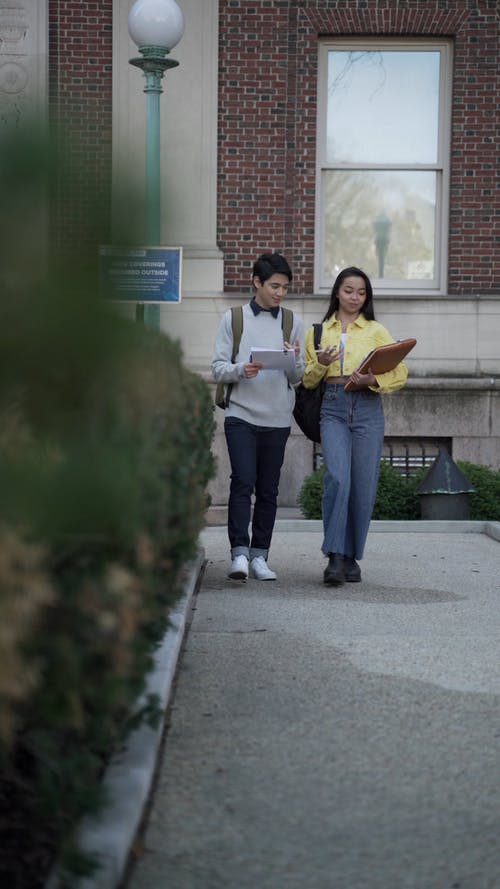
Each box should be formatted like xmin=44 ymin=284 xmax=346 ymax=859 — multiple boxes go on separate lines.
xmin=46 ymin=547 xmax=206 ymax=889
xmin=271 ymin=519 xmax=500 ymax=539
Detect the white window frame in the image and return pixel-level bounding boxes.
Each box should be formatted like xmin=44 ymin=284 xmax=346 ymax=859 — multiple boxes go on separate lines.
xmin=314 ymin=38 xmax=453 ymax=296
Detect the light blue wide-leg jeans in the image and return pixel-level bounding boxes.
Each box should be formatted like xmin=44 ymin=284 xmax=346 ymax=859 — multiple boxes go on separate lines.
xmin=320 ymin=384 xmax=385 ymax=560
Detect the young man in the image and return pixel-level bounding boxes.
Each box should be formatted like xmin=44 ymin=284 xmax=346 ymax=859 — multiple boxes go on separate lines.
xmin=212 ymin=252 xmax=304 ymax=581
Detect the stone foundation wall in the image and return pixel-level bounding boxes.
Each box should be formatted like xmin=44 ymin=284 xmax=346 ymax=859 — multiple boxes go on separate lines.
xmin=208 ymin=378 xmax=500 ymax=509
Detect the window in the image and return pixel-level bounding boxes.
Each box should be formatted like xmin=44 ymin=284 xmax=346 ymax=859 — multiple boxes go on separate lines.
xmin=315 ymin=40 xmax=452 ymax=295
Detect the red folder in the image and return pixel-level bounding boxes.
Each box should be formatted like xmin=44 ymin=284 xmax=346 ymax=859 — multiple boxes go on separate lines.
xmin=344 ymin=338 xmax=417 ymax=391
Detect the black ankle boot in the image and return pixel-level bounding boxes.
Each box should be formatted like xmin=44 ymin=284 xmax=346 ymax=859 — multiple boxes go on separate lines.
xmin=324 ymin=553 xmax=344 ymax=585
xmin=344 ymin=556 xmax=361 ymax=583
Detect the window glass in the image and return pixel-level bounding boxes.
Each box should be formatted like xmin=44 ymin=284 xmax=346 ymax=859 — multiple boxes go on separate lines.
xmin=326 ymin=51 xmax=440 ymax=165
xmin=323 ymin=169 xmax=436 ymax=282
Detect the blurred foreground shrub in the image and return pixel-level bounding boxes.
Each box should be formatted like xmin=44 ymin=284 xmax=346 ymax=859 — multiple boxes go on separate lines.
xmin=0 ymin=125 xmax=215 ymax=886
xmin=298 ymin=459 xmax=500 ymax=521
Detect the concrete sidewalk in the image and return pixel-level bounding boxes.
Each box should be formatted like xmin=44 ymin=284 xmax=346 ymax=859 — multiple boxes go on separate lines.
xmin=123 ymin=521 xmax=500 ymax=889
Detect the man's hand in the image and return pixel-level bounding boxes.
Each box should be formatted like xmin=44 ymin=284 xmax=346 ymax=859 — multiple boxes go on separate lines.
xmin=284 ymin=337 xmax=301 ymax=358
xmin=243 ymin=361 xmax=263 ymax=379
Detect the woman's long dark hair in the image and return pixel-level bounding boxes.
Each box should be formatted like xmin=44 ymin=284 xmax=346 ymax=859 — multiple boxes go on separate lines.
xmin=323 ymin=266 xmax=375 ymax=322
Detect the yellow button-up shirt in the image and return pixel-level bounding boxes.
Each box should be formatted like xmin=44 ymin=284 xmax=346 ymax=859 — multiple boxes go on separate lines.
xmin=303 ymin=313 xmax=408 ymax=394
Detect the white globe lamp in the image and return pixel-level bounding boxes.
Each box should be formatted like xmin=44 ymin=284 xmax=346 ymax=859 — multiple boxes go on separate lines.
xmin=128 ymin=0 xmax=184 ymax=53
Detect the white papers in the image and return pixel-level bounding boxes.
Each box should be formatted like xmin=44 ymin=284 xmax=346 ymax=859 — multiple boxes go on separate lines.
xmin=249 ymin=348 xmax=295 ymax=370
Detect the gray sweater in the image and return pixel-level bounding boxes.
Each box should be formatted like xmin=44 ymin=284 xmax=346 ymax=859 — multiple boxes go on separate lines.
xmin=212 ymin=304 xmax=305 ymax=427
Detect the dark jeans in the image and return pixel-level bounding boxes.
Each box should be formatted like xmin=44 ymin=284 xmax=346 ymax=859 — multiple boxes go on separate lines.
xmin=224 ymin=416 xmax=290 ymax=559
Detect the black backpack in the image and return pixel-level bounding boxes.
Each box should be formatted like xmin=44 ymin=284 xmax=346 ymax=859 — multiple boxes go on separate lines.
xmin=292 ymin=323 xmax=324 ymax=444
xmin=215 ymin=305 xmax=294 ymax=409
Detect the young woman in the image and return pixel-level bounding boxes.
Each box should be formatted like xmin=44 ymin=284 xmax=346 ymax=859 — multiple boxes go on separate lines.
xmin=302 ymin=267 xmax=408 ymax=585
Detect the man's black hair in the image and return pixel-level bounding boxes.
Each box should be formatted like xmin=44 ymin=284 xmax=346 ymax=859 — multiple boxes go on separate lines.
xmin=252 ymin=252 xmax=293 ymax=284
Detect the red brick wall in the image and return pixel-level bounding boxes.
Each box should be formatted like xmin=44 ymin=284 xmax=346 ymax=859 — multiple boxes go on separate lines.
xmin=48 ymin=0 xmax=113 ymax=258
xmin=218 ymin=0 xmax=500 ymax=295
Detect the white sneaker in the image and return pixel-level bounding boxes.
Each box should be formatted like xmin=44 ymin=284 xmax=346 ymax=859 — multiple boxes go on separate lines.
xmin=249 ymin=556 xmax=277 ymax=581
xmin=228 ymin=554 xmax=249 ymax=580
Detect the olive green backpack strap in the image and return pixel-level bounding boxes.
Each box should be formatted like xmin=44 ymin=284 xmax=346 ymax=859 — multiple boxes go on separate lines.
xmin=215 ymin=305 xmax=294 ymax=409
xmin=215 ymin=306 xmax=243 ymax=409
xmin=281 ymin=306 xmax=293 ymax=345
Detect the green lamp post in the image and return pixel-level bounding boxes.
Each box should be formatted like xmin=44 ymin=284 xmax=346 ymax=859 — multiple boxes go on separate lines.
xmin=128 ymin=0 xmax=184 ymax=328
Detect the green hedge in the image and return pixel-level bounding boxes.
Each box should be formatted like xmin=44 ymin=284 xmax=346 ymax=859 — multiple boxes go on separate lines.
xmin=0 ymin=126 xmax=215 ymax=886
xmin=298 ymin=459 xmax=500 ymax=521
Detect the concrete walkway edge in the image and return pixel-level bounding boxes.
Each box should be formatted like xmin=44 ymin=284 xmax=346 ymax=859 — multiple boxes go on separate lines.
xmin=46 ymin=547 xmax=206 ymax=889
xmin=272 ymin=518 xmax=500 ymax=539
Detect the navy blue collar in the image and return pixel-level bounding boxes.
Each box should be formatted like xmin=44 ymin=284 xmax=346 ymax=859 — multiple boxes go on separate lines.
xmin=250 ymin=298 xmax=279 ymax=319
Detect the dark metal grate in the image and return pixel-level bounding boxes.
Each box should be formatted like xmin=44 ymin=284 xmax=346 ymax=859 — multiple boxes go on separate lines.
xmin=313 ymin=437 xmax=451 ymax=476
xmin=381 ymin=438 xmax=451 ymax=478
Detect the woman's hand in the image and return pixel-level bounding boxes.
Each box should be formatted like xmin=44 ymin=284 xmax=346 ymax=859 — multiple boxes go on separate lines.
xmin=348 ymin=366 xmax=378 ymax=388
xmin=316 ymin=345 xmax=343 ymax=367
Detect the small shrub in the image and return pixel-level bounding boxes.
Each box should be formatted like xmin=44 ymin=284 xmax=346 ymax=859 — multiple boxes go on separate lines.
xmin=371 ymin=461 xmax=422 ymax=520
xmin=0 ymin=125 xmax=215 ymax=888
xmin=457 ymin=460 xmax=500 ymax=521
xmin=297 ymin=465 xmax=324 ymax=519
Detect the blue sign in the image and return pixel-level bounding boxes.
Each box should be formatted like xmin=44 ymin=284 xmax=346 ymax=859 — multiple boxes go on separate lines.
xmin=99 ymin=246 xmax=182 ymax=303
